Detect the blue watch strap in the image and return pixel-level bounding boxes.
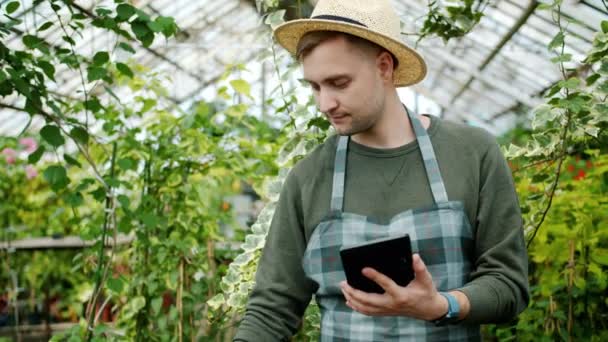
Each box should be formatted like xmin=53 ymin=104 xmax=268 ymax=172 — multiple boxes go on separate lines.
xmin=442 ymin=292 xmax=460 ymax=318
xmin=434 ymin=292 xmax=460 ymax=326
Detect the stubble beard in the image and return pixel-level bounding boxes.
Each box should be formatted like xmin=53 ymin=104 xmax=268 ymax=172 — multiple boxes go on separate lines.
xmin=334 ymin=113 xmax=377 ymax=136
xmin=335 ymin=98 xmax=384 ymax=136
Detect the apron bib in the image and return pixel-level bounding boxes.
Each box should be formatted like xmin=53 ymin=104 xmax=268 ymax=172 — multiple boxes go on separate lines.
xmin=302 ymin=109 xmax=481 ymax=341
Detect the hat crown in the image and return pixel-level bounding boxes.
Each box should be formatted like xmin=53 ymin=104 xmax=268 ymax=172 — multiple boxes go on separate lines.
xmin=311 ymin=0 xmax=401 ymax=39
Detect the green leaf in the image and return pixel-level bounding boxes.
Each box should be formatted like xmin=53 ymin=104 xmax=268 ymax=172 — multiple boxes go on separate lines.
xmin=70 ymin=126 xmax=89 ymax=145
xmin=599 ymin=59 xmax=608 ymax=75
xmin=527 ymin=193 xmax=543 ymax=201
xmin=550 ymin=54 xmax=572 ymax=64
xmin=37 ymin=21 xmax=53 ymax=31
xmin=558 ymin=77 xmax=580 ymax=90
xmin=22 ymin=35 xmax=42 ymax=49
xmin=90 ymin=186 xmax=107 ymax=202
xmin=92 ymin=51 xmax=110 ymax=65
xmin=65 ymin=192 xmax=83 ymax=207
xmin=37 ymin=60 xmax=56 ymax=81
xmin=307 ymin=117 xmax=330 ymax=130
xmin=531 ymin=104 xmax=560 ymax=129
xmin=24 ymin=96 xmax=43 ymax=116
xmin=40 ymin=125 xmax=65 ymax=147
xmin=230 ymin=79 xmax=252 ymax=98
xmin=140 ymin=98 xmax=157 ymax=114
xmin=131 ymin=21 xmax=149 ymax=39
xmin=147 ymin=20 xmax=163 ymax=32
xmin=76 ymin=178 xmax=95 ymax=192
xmin=602 ymin=20 xmax=608 ymax=34
xmin=94 ymin=324 xmax=109 ymax=335
xmin=107 ymin=277 xmax=124 ymax=293
xmin=167 ymin=172 xmax=182 ymax=187
xmin=28 ymin=145 xmax=45 ymax=164
xmin=598 ymin=80 xmax=608 ymax=94
xmin=64 ymin=154 xmax=82 ymax=168
xmin=118 ymin=42 xmax=135 ymax=54
xmin=87 ymin=66 xmax=107 ymax=82
xmin=117 ymin=194 xmax=130 ymax=210
xmin=131 ymin=21 xmax=154 ymax=47
xmin=84 ymin=97 xmax=102 ymax=113
xmin=141 ymin=212 xmax=158 ymax=229
xmin=584 ymin=125 xmax=599 ymax=137
xmin=129 ymin=296 xmax=146 ymax=313
xmin=591 ymin=248 xmax=608 ymax=266
xmin=116 ymin=4 xmax=135 ymax=21
xmin=586 ymin=73 xmax=600 ymax=86
xmin=264 ymin=9 xmax=286 ymax=29
xmin=104 ymin=177 xmax=120 ymax=188
xmin=6 ymin=1 xmax=20 ymax=14
xmin=207 ymin=294 xmax=225 ymax=310
xmin=62 ymin=35 xmax=76 ymax=45
xmin=545 ymin=84 xmax=562 ymax=98
xmin=130 ymin=7 xmax=148 ymax=20
xmin=43 ymin=165 xmax=69 ymax=191
xmin=116 ymin=62 xmax=134 ymax=78
xmin=118 ymin=217 xmax=132 ymax=233
xmin=95 ymin=7 xmax=112 ymax=16
xmin=532 ymin=173 xmax=549 ymax=183
xmin=155 ymin=16 xmax=177 ymax=37
xmin=548 ymin=31 xmax=564 ymax=50
xmin=561 ymin=93 xmax=589 ymax=114
xmin=117 ymin=157 xmax=136 ymax=171
xmin=151 ymin=297 xmax=163 ymax=315
xmin=225 ymin=104 xmax=248 ymax=118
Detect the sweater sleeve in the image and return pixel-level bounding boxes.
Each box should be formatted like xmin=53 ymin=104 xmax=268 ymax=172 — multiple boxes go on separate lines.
xmin=458 ymin=139 xmax=530 ymax=324
xmin=234 ymin=170 xmax=316 ymax=341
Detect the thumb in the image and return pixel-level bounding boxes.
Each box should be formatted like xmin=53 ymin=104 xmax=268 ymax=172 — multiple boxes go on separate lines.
xmin=412 ymin=254 xmax=433 ymax=286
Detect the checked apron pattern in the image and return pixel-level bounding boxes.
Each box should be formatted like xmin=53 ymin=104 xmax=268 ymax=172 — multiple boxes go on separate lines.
xmin=302 ymin=109 xmax=481 ymax=341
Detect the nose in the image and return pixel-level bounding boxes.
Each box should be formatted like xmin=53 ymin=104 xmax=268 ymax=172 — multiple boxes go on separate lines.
xmin=317 ymin=89 xmax=338 ymax=114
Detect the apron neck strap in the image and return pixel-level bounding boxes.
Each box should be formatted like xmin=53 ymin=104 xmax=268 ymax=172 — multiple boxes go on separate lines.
xmin=405 ymin=106 xmax=449 ymax=204
xmin=330 ymin=105 xmax=449 ymax=212
xmin=330 ymin=136 xmax=349 ymax=212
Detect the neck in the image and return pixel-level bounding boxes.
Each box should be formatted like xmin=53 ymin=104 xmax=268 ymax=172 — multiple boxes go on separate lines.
xmin=351 ymin=90 xmax=423 ymax=149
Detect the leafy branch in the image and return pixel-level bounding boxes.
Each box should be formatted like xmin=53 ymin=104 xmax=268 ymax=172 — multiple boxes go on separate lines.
xmin=505 ymin=1 xmax=608 ymax=246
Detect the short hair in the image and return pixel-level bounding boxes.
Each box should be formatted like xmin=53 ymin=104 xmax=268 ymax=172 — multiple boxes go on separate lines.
xmin=295 ymin=31 xmax=399 ymax=69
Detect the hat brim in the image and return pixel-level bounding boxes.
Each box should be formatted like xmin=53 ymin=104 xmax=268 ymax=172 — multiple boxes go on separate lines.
xmin=273 ymin=19 xmax=427 ymax=87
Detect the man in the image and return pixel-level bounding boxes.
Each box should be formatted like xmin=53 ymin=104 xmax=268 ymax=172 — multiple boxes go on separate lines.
xmin=235 ymin=0 xmax=529 ymax=340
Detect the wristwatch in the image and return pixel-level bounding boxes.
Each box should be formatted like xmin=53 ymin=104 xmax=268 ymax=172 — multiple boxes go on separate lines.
xmin=432 ymin=292 xmax=460 ymax=326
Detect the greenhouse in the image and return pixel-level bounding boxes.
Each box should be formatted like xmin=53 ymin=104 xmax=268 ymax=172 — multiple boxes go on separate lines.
xmin=0 ymin=0 xmax=606 ymax=340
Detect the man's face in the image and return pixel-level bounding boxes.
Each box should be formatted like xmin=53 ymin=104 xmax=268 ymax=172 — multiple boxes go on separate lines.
xmin=301 ymin=36 xmax=387 ymax=136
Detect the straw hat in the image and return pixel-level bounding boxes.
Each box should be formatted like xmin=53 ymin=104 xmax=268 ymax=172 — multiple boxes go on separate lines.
xmin=273 ymin=0 xmax=427 ymax=87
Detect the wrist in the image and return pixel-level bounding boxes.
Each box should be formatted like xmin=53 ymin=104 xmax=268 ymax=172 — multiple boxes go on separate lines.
xmin=428 ymin=292 xmax=449 ymax=321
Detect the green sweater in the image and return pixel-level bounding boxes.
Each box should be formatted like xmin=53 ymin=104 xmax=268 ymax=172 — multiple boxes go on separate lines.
xmin=235 ymin=115 xmax=529 ymax=341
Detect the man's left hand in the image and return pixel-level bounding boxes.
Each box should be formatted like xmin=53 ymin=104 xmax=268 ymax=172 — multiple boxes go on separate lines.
xmin=340 ymin=253 xmax=451 ymax=321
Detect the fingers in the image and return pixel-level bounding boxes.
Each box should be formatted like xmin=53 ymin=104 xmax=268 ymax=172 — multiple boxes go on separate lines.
xmin=412 ymin=253 xmax=426 ymax=273
xmin=361 ymin=267 xmax=398 ymax=294
xmin=340 ymin=281 xmax=385 ymax=315
xmin=412 ymin=253 xmax=434 ymax=288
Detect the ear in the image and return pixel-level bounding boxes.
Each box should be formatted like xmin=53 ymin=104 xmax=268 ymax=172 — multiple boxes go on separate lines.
xmin=376 ymin=51 xmax=395 ymax=84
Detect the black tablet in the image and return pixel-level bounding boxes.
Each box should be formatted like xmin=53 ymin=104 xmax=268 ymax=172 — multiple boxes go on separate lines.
xmin=339 ymin=234 xmax=414 ymax=294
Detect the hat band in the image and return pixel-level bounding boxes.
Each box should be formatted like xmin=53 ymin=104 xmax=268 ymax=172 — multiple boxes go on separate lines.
xmin=311 ymin=15 xmax=367 ymax=28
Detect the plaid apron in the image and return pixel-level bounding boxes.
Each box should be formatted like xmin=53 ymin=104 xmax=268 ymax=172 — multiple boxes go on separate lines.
xmin=302 ymin=110 xmax=481 ymax=341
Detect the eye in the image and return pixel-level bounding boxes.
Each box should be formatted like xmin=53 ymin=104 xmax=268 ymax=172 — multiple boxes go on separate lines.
xmin=333 ymin=79 xmax=350 ymax=88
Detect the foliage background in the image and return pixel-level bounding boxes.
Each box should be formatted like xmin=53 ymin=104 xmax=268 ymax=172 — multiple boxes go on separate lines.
xmin=0 ymin=0 xmax=606 ymax=341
